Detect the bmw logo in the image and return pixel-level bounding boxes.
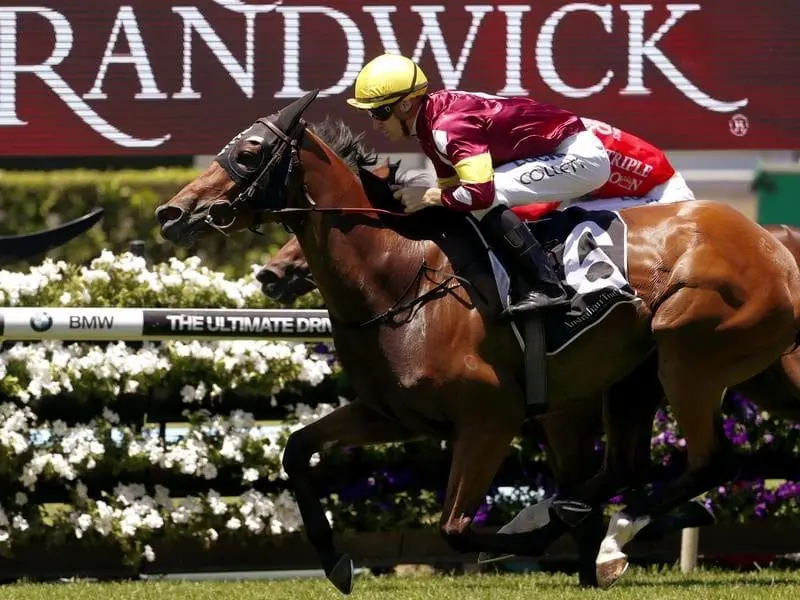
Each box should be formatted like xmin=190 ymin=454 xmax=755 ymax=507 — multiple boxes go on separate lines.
xmin=29 ymin=312 xmax=53 ymax=333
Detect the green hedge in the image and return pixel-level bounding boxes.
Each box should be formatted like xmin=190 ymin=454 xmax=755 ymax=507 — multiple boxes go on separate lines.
xmin=0 ymin=169 xmax=292 ymax=276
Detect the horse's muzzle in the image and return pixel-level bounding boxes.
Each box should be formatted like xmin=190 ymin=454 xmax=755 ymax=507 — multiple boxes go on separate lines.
xmin=256 ymin=266 xmax=286 ymax=301
xmin=155 ymin=204 xmax=199 ymax=246
xmin=155 ymin=204 xmax=187 ymax=242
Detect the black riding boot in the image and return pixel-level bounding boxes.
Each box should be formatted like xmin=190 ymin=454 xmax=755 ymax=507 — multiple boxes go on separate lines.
xmin=480 ymin=206 xmax=570 ymax=315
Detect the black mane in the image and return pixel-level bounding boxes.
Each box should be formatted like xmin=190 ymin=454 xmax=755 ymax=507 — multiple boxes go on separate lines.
xmin=306 ymin=117 xmax=463 ymax=241
xmin=308 ymin=118 xmax=379 ymax=173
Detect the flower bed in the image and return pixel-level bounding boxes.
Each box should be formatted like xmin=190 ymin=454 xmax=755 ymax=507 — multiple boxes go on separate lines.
xmin=0 ymin=252 xmax=798 ymax=569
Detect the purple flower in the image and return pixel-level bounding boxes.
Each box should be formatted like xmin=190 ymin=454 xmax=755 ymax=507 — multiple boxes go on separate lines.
xmin=473 ymin=503 xmax=491 ymax=525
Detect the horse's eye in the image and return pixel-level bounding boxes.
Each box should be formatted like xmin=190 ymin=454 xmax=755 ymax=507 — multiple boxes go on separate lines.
xmin=236 ymin=149 xmax=262 ymax=170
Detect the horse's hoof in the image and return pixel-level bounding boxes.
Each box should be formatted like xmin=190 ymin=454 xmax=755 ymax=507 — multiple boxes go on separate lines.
xmin=596 ymin=556 xmax=629 ymax=589
xmin=477 ymin=551 xmax=515 ymax=564
xmin=327 ymin=554 xmax=354 ymax=595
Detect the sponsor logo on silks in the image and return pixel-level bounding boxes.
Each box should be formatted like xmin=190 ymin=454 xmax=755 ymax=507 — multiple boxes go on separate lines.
xmin=29 ymin=311 xmax=53 ymax=332
xmin=518 ymin=157 xmax=587 ymax=185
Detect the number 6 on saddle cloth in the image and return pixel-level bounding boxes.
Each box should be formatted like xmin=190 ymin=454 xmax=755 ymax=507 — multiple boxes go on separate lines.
xmin=470 ymin=206 xmax=637 ymax=414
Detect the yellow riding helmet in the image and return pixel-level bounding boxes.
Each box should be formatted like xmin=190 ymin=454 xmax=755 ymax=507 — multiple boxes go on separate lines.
xmin=347 ymin=54 xmax=428 ymax=110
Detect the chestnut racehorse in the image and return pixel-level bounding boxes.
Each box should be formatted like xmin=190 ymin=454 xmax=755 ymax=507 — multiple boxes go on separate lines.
xmin=258 ymin=223 xmax=800 ymax=562
xmin=155 ymin=92 xmax=800 ymax=591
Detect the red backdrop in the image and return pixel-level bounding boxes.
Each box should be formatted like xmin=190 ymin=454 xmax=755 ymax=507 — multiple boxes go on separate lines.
xmin=0 ymin=0 xmax=797 ymax=155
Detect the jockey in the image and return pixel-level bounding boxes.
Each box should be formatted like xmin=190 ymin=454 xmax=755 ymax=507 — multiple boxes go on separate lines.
xmin=513 ymin=117 xmax=696 ymax=221
xmin=346 ymin=53 xmax=611 ymax=316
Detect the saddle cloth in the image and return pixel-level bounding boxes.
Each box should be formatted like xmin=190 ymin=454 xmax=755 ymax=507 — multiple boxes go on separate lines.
xmin=470 ymin=206 xmax=640 ymax=355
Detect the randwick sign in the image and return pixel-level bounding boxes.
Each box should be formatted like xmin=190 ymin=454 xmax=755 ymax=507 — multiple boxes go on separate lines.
xmin=0 ymin=0 xmax=796 ymax=155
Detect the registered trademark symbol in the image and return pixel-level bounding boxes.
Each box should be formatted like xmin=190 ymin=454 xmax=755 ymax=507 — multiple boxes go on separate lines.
xmin=729 ymin=114 xmax=749 ymax=137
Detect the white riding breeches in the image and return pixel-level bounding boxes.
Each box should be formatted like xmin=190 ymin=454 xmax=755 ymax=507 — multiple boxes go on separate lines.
xmin=474 ymin=130 xmax=611 ymax=220
xmin=565 ymin=172 xmax=696 ymax=213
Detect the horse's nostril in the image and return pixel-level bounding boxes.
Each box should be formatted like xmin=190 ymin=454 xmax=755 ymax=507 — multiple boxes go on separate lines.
xmin=155 ymin=204 xmax=186 ymax=226
xmin=256 ymin=267 xmax=281 ymax=285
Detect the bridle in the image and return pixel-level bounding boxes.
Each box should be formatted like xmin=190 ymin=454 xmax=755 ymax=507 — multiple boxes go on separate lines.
xmin=208 ymin=116 xmax=410 ymax=236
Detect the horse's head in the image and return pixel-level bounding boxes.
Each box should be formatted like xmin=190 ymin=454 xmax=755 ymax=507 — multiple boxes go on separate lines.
xmin=156 ymin=90 xmax=321 ymax=246
xmin=257 ymin=235 xmax=315 ymax=303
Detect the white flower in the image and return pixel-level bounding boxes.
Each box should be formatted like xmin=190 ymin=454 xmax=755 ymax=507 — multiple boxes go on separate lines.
xmin=244 ymin=515 xmax=263 ymax=533
xmin=226 ymin=517 xmax=242 ymax=530
xmin=201 ymin=463 xmax=218 ymax=480
xmin=143 ymin=510 xmax=164 ymax=530
xmin=94 ymin=501 xmax=115 ymax=536
xmin=206 ymin=528 xmax=219 ymax=542
xmin=102 ymin=408 xmax=121 ymax=425
xmin=242 ymin=468 xmax=259 ymax=483
xmin=11 ymin=515 xmax=28 ymax=531
xmin=143 ymin=544 xmax=156 ymax=563
xmin=207 ymin=491 xmax=228 ymax=516
xmin=270 ymin=491 xmax=303 ymax=534
xmin=154 ymin=485 xmax=172 ymax=507
xmin=14 ymin=492 xmax=27 ymax=506
xmin=72 ymin=513 xmax=93 ymax=539
xmin=0 ymin=530 xmax=9 ymax=543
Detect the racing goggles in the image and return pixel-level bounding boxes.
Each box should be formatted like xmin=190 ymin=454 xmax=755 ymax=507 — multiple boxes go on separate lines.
xmin=368 ymin=103 xmax=397 ymax=121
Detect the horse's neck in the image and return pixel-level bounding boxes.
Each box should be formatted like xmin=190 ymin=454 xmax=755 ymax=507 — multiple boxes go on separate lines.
xmin=300 ymin=214 xmax=436 ymax=325
xmin=297 ymin=134 xmax=449 ymax=326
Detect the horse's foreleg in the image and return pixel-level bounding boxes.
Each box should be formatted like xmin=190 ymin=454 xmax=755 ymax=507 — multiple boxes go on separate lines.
xmin=281 ymin=400 xmax=417 ymax=594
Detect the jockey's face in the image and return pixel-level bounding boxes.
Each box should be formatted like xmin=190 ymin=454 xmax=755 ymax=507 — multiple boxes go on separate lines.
xmin=372 ymin=112 xmax=405 ymax=141
xmin=371 ymin=104 xmax=406 ymax=141
xmin=369 ymin=98 xmax=417 ymax=142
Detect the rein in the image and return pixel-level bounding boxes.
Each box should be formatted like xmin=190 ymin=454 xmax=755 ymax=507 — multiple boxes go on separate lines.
xmin=347 ymin=261 xmax=471 ymax=329
xmin=267 ymin=205 xmax=413 ymax=219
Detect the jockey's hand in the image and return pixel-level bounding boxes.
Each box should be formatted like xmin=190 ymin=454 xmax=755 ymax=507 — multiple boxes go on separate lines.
xmin=394 ymin=186 xmax=443 ymax=213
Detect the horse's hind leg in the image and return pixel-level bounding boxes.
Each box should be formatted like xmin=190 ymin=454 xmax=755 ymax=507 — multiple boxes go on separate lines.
xmin=595 ymin=306 xmax=794 ymax=588
xmin=282 ymin=400 xmax=418 ymax=594
xmin=595 ymin=364 xmax=734 ymax=587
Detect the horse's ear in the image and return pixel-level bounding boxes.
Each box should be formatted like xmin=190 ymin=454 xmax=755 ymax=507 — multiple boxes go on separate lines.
xmin=358 ymin=166 xmax=394 ymax=203
xmin=276 ymin=89 xmax=319 ymax=132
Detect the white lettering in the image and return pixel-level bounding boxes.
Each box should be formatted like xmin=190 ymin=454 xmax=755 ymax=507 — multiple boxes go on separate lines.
xmin=497 ymin=5 xmax=531 ymax=96
xmin=173 ymin=6 xmax=265 ymax=99
xmin=411 ymin=5 xmax=493 ymax=89
xmin=537 ymin=3 xmax=614 ymax=98
xmin=620 ymin=4 xmax=747 ymax=112
xmin=163 ymin=313 xmax=331 ymax=335
xmin=276 ymin=6 xmax=364 ymax=98
xmin=84 ymin=6 xmax=165 ymax=100
xmin=0 ymin=7 xmax=168 ymax=147
xmin=364 ymin=5 xmax=493 ymax=89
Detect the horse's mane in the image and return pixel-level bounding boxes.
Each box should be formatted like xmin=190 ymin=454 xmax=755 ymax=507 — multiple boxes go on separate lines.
xmin=307 ymin=117 xmax=465 ymax=240
xmin=308 ymin=118 xmax=378 ymax=173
